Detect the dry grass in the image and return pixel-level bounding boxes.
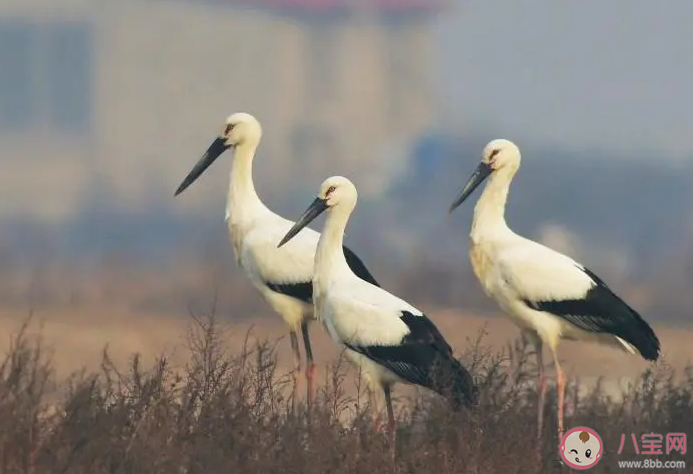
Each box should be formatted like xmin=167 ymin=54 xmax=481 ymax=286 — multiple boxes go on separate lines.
xmin=1 ymin=304 xmax=691 ymax=399
xmin=0 ymin=311 xmax=691 ymax=474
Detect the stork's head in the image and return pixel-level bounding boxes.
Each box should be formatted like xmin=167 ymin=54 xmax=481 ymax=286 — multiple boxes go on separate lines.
xmin=448 ymin=139 xmax=521 ymax=213
xmin=221 ymin=112 xmax=263 ymax=147
xmin=482 ymin=139 xmax=520 ymax=170
xmin=277 ymin=176 xmax=358 ymax=248
xmin=318 ymin=176 xmax=358 ymax=209
xmin=174 ymin=112 xmax=262 ymax=196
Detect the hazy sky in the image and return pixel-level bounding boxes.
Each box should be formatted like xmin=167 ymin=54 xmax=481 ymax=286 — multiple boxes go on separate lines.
xmin=434 ymin=1 xmax=693 ymax=159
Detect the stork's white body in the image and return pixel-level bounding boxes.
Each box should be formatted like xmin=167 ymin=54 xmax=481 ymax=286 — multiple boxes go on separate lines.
xmin=469 ymin=232 xmax=637 ymax=355
xmin=279 ymin=176 xmax=475 ymax=453
xmin=450 ymin=139 xmax=660 ymax=454
xmin=228 ymin=210 xmax=317 ymax=329
xmin=174 ymin=113 xmax=378 ymax=408
xmin=314 ymin=265 xmax=421 ymax=391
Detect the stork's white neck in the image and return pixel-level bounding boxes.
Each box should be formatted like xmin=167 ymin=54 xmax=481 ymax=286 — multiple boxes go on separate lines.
xmin=470 ymin=167 xmax=515 ymax=242
xmin=314 ymin=205 xmax=353 ymax=287
xmin=226 ymin=141 xmax=270 ymax=224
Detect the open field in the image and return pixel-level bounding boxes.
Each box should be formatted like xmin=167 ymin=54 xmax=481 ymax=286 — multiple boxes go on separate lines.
xmin=2 ymin=304 xmax=691 ymax=390
xmin=1 ymin=306 xmax=691 ymax=474
xmin=0 ymin=263 xmax=692 ymax=473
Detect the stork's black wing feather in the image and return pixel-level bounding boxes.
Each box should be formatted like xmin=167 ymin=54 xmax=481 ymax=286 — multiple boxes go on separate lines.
xmin=265 ymin=246 xmax=378 ymax=303
xmin=523 ymin=266 xmax=660 ymax=361
xmin=346 ymin=311 xmax=476 ymax=409
xmin=343 ymin=245 xmax=380 ymax=287
xmin=265 ymin=281 xmax=313 ymax=304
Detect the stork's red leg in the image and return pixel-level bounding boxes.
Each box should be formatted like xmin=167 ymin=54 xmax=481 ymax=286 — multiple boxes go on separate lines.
xmin=301 ymin=321 xmax=315 ymax=408
xmin=289 ymin=329 xmax=301 ymax=413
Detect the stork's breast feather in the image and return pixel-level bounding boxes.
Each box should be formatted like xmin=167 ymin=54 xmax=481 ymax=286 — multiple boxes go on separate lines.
xmin=228 ymin=223 xmax=245 ymax=265
xmin=469 ymin=242 xmax=495 ymax=295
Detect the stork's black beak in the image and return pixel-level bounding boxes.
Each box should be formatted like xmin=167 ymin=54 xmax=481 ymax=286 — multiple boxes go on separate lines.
xmin=448 ymin=161 xmax=493 ymax=214
xmin=278 ymin=197 xmax=328 ymax=248
xmin=174 ymin=136 xmax=231 ymax=196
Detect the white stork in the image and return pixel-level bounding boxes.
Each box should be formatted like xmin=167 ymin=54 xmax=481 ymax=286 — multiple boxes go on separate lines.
xmin=448 ymin=139 xmax=661 ymax=448
xmin=278 ymin=176 xmax=477 ymax=450
xmin=174 ymin=113 xmax=380 ymax=407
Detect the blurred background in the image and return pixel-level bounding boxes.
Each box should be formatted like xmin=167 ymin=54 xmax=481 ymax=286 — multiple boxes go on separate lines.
xmin=0 ymin=0 xmax=692 ymax=382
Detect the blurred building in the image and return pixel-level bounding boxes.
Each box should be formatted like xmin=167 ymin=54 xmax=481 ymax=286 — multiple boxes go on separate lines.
xmin=0 ymin=0 xmax=444 ymax=222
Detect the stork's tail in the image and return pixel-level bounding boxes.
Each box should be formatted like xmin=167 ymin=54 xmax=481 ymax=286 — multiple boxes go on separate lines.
xmin=628 ymin=312 xmax=661 ymax=362
xmin=430 ymin=355 xmax=478 ymax=411
xmin=610 ymin=305 xmax=660 ymax=361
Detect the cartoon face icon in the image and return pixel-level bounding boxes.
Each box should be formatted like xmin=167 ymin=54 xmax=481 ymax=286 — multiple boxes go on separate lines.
xmin=559 ymin=427 xmax=603 ymax=470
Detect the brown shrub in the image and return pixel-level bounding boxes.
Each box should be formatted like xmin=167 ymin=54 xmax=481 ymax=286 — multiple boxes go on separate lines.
xmin=0 ymin=314 xmax=690 ymax=474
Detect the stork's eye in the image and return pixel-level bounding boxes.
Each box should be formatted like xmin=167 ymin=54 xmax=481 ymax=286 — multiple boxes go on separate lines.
xmin=489 ymin=149 xmax=501 ymax=159
xmin=224 ymin=123 xmax=235 ymax=135
xmin=326 ymin=186 xmax=336 ymax=196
